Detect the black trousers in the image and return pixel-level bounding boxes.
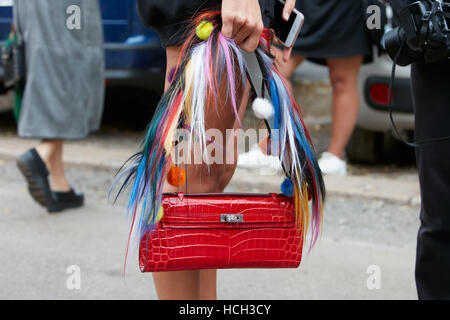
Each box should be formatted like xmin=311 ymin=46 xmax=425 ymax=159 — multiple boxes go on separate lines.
xmin=412 ymin=59 xmax=450 ymax=299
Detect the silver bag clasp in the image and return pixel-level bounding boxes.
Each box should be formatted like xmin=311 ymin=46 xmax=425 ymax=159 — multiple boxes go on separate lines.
xmin=220 ymin=214 xmax=244 ymax=223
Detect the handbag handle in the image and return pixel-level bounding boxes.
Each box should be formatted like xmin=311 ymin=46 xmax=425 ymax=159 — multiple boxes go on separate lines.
xmin=165 ymin=192 xmax=283 ymax=199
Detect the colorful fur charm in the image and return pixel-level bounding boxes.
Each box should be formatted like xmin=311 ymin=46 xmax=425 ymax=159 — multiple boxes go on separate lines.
xmin=167 ymin=67 xmax=177 ymax=83
xmin=196 ymin=20 xmax=214 ymax=40
xmin=113 ymin=12 xmax=325 ymax=264
xmin=155 ymin=206 xmax=164 ymax=223
xmin=281 ymin=178 xmax=294 ymax=197
xmin=252 ymin=97 xmax=274 ymax=119
xmin=167 ymin=166 xmax=186 ymax=187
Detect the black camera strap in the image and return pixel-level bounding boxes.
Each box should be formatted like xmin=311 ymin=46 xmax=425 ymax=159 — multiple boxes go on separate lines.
xmin=388 ymin=40 xmax=450 ymax=148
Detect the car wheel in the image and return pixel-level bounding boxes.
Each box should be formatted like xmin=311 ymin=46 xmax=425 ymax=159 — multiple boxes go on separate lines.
xmin=346 ymin=127 xmax=385 ymax=163
xmin=347 ymin=127 xmax=416 ymax=164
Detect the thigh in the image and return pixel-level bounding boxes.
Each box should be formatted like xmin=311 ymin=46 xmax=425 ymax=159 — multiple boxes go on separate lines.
xmin=326 ymin=55 xmax=363 ymax=84
xmin=164 ymin=45 xmax=249 ymax=193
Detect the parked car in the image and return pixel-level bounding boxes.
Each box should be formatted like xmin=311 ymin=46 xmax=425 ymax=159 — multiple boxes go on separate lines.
xmin=0 ymin=0 xmax=166 ymax=95
xmin=346 ymin=1 xmax=416 ymax=163
xmin=347 ymin=50 xmax=415 ymax=162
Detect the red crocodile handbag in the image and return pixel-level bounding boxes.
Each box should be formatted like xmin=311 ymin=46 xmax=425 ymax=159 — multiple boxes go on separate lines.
xmin=139 ymin=192 xmax=303 ymax=272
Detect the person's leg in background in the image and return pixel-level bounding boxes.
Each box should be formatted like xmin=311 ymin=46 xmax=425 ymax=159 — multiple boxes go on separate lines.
xmin=321 ymin=55 xmax=363 ymax=174
xmin=412 ymin=60 xmax=450 ymax=299
xmin=236 ymin=48 xmax=305 ymax=168
xmin=17 ymin=140 xmax=84 ymax=212
xmin=15 ymin=0 xmax=102 ymax=213
xmin=35 ymin=139 xmax=71 ymax=192
xmin=256 ymin=50 xmax=363 ymax=175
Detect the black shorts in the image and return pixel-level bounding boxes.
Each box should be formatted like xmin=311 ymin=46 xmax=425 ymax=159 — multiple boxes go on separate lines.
xmin=137 ymin=0 xmax=274 ymax=47
xmin=137 ymin=0 xmax=221 ymax=47
xmin=292 ymin=0 xmax=372 ymax=62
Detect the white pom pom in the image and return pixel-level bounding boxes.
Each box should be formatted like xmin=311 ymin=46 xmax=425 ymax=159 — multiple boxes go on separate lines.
xmin=252 ymin=98 xmax=274 ymax=119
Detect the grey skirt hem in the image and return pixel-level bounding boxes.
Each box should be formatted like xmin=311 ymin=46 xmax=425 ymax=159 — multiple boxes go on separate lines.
xmin=17 ymin=126 xmax=100 ymax=141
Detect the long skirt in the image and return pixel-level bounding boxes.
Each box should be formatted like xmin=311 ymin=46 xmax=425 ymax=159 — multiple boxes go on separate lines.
xmin=14 ymin=0 xmax=105 ymax=139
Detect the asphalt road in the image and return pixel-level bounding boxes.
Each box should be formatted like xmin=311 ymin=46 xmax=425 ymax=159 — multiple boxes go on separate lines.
xmin=0 ymin=158 xmax=420 ymax=300
xmin=0 ymin=68 xmax=419 ymax=299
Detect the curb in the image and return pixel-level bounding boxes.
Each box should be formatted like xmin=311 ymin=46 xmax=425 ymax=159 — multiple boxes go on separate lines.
xmin=0 ymin=136 xmax=131 ymax=170
xmin=0 ymin=136 xmax=421 ymax=207
xmin=229 ymin=168 xmax=421 ymax=207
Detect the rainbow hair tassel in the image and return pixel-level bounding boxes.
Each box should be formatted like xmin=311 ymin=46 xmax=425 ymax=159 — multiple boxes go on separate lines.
xmin=113 ymin=12 xmax=325 ymax=265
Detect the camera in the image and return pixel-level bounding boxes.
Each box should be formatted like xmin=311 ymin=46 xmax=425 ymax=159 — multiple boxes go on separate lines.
xmin=382 ymin=0 xmax=450 ymax=66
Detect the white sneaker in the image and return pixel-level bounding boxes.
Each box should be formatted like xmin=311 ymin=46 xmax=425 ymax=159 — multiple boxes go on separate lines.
xmin=237 ymin=144 xmax=282 ymax=171
xmin=318 ymin=152 xmax=347 ymax=176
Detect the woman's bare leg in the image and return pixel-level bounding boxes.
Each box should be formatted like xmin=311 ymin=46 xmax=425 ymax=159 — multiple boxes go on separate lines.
xmin=152 ymin=47 xmax=202 ymax=300
xmin=199 ymin=269 xmax=218 ymax=300
xmin=326 ymin=56 xmax=363 ymax=159
xmin=153 ymin=270 xmax=201 ymax=300
xmin=152 ymin=46 xmax=250 ymax=300
xmin=35 ymin=139 xmax=71 ymax=192
xmin=273 ymin=49 xmax=363 ymax=160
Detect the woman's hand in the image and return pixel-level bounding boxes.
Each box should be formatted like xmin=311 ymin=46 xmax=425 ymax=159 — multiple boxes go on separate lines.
xmin=278 ymin=0 xmax=296 ymax=62
xmin=221 ymin=0 xmax=264 ymax=53
xmin=281 ymin=0 xmax=295 ymax=21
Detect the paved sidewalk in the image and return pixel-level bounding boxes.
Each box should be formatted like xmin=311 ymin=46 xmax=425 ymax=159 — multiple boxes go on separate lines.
xmin=0 ymin=159 xmax=419 ymax=300
xmin=0 ymin=135 xmax=421 ymax=206
xmin=0 ymin=135 xmax=131 ymax=169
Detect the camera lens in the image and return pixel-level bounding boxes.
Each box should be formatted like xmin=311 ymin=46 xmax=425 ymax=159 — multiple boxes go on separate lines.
xmin=382 ymin=27 xmax=405 ymax=54
xmin=382 ymin=27 xmax=417 ymax=66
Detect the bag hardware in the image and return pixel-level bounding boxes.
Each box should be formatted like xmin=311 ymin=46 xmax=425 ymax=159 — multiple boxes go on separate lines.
xmin=220 ymin=214 xmax=244 ymax=223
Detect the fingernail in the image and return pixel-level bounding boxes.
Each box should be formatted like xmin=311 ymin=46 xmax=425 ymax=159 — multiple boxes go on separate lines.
xmin=283 ymin=12 xmax=290 ymax=20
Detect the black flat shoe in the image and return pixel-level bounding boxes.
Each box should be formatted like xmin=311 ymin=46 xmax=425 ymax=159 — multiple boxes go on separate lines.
xmin=47 ymin=189 xmax=84 ymax=213
xmin=16 ymin=148 xmax=52 ymax=207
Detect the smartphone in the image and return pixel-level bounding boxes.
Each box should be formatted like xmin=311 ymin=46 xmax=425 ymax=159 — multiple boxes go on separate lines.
xmin=272 ymin=0 xmax=304 ymax=47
